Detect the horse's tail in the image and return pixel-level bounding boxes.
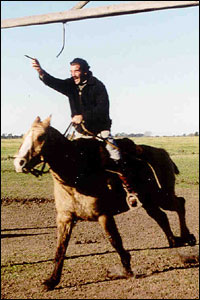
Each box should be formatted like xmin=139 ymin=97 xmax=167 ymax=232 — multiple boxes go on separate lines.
xmin=173 ymin=161 xmax=180 ymax=175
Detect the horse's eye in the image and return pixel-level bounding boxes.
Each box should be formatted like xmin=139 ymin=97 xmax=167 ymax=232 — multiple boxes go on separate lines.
xmin=37 ymin=134 xmax=45 ymax=142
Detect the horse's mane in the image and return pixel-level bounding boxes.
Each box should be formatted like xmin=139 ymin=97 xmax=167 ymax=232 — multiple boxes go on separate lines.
xmin=44 ymin=125 xmax=107 ymax=180
xmin=46 ymin=126 xmax=70 ymax=145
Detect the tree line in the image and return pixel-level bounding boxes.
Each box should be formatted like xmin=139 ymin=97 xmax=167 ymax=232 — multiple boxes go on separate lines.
xmin=1 ymin=131 xmax=199 ymax=139
xmin=1 ymin=133 xmax=23 ymax=139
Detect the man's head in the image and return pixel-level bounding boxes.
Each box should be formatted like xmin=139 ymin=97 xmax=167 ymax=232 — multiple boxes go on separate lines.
xmin=70 ymin=58 xmax=91 ymax=84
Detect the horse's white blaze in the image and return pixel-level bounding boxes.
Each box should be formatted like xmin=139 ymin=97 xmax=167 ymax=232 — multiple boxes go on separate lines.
xmin=14 ymin=130 xmax=33 ymax=172
xmin=18 ymin=131 xmax=33 ymax=157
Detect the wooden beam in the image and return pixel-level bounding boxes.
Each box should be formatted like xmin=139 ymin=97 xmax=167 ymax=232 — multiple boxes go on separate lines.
xmin=71 ymin=1 xmax=90 ymax=10
xmin=1 ymin=1 xmax=199 ymax=29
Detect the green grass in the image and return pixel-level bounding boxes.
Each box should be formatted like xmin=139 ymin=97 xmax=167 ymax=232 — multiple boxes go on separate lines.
xmin=1 ymin=136 xmax=199 ymax=201
xmin=131 ymin=136 xmax=199 ymax=156
xmin=132 ymin=136 xmax=199 ymax=188
xmin=1 ymin=138 xmax=54 ymax=200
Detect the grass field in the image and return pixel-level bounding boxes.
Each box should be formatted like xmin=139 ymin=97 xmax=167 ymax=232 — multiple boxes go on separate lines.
xmin=1 ymin=136 xmax=199 ymax=201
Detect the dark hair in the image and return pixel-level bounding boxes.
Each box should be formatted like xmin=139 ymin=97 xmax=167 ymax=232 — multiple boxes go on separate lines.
xmin=70 ymin=58 xmax=90 ymax=73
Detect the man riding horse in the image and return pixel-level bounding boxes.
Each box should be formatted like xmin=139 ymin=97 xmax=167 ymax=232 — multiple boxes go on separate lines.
xmin=31 ymin=57 xmax=138 ymax=207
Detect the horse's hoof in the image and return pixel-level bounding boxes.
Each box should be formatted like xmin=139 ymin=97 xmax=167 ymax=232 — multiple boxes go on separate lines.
xmin=169 ymin=234 xmax=197 ymax=248
xmin=186 ymin=234 xmax=196 ymax=246
xmin=126 ymin=270 xmax=134 ymax=277
xmin=107 ymin=265 xmax=133 ymax=280
xmin=43 ymin=278 xmax=58 ymax=291
xmin=174 ymin=236 xmax=185 ymax=247
xmin=169 ymin=236 xmax=183 ymax=248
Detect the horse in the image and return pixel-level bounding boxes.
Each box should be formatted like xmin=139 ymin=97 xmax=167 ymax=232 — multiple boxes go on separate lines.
xmin=14 ymin=116 xmax=196 ymax=291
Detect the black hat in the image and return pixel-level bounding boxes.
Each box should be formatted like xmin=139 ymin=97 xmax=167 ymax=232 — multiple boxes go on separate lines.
xmin=70 ymin=58 xmax=90 ymax=73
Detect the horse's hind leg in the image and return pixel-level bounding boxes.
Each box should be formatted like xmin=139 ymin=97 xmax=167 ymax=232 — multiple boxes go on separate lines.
xmin=160 ymin=195 xmax=196 ymax=246
xmin=98 ymin=214 xmax=133 ymax=277
xmin=175 ymin=196 xmax=196 ymax=245
xmin=43 ymin=212 xmax=74 ymax=291
xmin=143 ymin=204 xmax=177 ymax=247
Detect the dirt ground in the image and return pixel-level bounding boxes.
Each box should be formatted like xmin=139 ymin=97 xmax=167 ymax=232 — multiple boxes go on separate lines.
xmin=1 ymin=187 xmax=199 ymax=299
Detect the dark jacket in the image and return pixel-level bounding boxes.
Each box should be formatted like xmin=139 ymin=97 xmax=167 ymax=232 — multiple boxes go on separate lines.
xmin=40 ymin=71 xmax=112 ymax=134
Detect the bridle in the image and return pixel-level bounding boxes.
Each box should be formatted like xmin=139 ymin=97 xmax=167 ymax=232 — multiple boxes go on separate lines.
xmin=21 ymin=130 xmax=50 ymax=177
xmin=27 ymin=159 xmax=49 ymax=177
xmin=21 ymin=153 xmax=49 ymax=177
xmin=20 ymin=123 xmax=72 ymax=178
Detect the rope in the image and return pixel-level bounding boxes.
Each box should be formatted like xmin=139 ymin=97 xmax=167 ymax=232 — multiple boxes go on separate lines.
xmin=56 ymin=22 xmax=67 ymax=58
xmin=146 ymin=162 xmax=162 ymax=189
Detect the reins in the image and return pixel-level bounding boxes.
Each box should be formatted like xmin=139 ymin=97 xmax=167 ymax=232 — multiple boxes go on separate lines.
xmin=63 ymin=122 xmax=73 ymax=136
xmin=80 ymin=122 xmax=120 ymax=150
xmin=63 ymin=122 xmax=76 ymax=140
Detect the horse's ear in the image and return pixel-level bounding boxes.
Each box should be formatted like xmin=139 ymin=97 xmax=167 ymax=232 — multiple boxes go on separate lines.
xmin=43 ymin=115 xmax=52 ymax=128
xmin=33 ymin=116 xmax=41 ymax=125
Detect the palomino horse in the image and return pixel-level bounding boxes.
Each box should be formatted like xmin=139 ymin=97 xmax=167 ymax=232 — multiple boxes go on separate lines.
xmin=14 ymin=116 xmax=196 ymax=291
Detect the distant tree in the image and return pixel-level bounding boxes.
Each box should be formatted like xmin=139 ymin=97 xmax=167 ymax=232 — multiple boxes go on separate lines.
xmin=194 ymin=131 xmax=199 ymax=136
xmin=144 ymin=131 xmax=152 ymax=137
xmin=115 ymin=132 xmax=128 ymax=137
xmin=1 ymin=133 xmax=23 ymax=139
xmin=115 ymin=132 xmax=144 ymax=138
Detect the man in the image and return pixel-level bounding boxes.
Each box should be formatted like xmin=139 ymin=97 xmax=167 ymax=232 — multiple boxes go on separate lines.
xmin=32 ymin=57 xmax=138 ymax=207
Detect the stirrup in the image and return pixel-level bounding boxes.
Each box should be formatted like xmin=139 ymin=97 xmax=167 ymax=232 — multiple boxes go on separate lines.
xmin=126 ymin=191 xmax=141 ymax=210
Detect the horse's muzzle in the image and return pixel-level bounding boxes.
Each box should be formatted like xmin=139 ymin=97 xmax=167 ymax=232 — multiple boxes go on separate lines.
xmin=14 ymin=157 xmax=27 ymax=173
xmin=14 ymin=154 xmax=42 ymax=174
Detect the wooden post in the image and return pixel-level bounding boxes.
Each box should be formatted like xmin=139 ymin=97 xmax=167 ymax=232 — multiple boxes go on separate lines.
xmin=1 ymin=1 xmax=199 ymax=29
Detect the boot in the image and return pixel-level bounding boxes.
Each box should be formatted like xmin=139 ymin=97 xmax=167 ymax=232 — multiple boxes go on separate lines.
xmin=114 ymin=159 xmax=139 ymax=208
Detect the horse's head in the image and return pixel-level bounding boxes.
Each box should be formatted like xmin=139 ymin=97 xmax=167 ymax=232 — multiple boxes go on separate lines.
xmin=14 ymin=115 xmax=51 ymax=174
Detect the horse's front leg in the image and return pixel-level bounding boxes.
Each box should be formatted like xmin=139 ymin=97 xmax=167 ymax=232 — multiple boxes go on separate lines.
xmin=98 ymin=214 xmax=133 ymax=277
xmin=43 ymin=212 xmax=74 ymax=291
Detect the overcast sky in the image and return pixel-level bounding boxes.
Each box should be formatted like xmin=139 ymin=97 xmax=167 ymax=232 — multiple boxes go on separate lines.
xmin=1 ymin=1 xmax=199 ymax=136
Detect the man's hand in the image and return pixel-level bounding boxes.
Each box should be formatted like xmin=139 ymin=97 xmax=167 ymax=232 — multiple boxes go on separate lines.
xmin=72 ymin=115 xmax=83 ymax=124
xmin=32 ymin=59 xmax=44 ymax=77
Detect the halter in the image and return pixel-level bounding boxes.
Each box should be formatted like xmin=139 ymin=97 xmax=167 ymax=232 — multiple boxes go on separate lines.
xmin=28 ymin=122 xmax=75 ymax=177
xmin=23 ymin=130 xmax=50 ymax=177
xmin=28 ymin=159 xmax=49 ymax=177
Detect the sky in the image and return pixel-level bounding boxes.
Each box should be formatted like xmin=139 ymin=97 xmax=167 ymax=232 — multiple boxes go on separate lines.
xmin=1 ymin=1 xmax=199 ymax=136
